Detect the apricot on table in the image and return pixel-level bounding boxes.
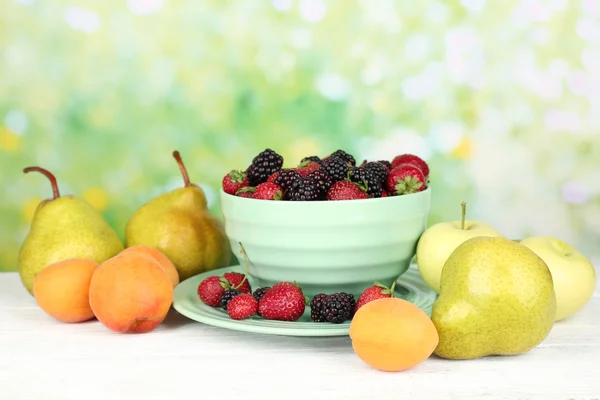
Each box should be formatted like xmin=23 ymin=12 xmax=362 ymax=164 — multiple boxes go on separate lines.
xmin=121 ymin=244 xmax=180 ymax=287
xmin=349 ymin=297 xmax=439 ymax=372
xmin=89 ymin=252 xmax=173 ymax=334
xmin=33 ymin=258 xmax=98 ymax=323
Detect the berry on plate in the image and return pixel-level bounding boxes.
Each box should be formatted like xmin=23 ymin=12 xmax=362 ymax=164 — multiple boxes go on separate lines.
xmin=222 ymin=170 xmax=250 ymax=195
xmin=254 ymin=182 xmax=283 ymax=200
xmin=220 ymin=289 xmax=242 ymax=310
xmin=223 ymin=271 xmax=251 ymax=294
xmin=197 ymin=276 xmax=227 ymax=307
xmin=355 ymin=281 xmax=396 ymax=313
xmin=326 ymin=180 xmax=369 ymax=201
xmin=391 ymin=154 xmax=429 ymax=178
xmin=310 ymin=292 xmax=356 ymax=324
xmin=227 ymin=293 xmax=258 ymax=320
xmin=258 ymin=281 xmax=306 ymax=321
xmin=386 ymin=164 xmax=427 ymax=195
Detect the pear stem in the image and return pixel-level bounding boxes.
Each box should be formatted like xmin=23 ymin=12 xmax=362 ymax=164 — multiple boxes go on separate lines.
xmin=23 ymin=166 xmax=61 ymax=199
xmin=460 ymin=201 xmax=467 ymax=230
xmin=172 ymin=150 xmax=192 ymax=187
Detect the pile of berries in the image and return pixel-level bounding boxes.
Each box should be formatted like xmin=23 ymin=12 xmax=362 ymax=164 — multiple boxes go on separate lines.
xmin=222 ymin=148 xmax=430 ymax=201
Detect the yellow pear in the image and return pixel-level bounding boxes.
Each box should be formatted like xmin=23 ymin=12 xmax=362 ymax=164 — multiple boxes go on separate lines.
xmin=19 ymin=166 xmax=124 ymax=295
xmin=124 ymin=151 xmax=231 ymax=281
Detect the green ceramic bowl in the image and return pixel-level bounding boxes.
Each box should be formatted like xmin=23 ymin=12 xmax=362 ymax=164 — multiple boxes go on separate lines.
xmin=219 ymin=188 xmax=431 ymax=299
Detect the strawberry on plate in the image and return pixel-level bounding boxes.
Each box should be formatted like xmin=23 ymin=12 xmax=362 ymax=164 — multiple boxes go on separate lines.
xmin=227 ymin=293 xmax=258 ymax=320
xmin=355 ymin=281 xmax=396 ymax=313
xmin=326 ymin=180 xmax=369 ymax=201
xmin=254 ymin=182 xmax=283 ymax=200
xmin=223 ymin=271 xmax=252 ymax=294
xmin=222 ymin=170 xmax=250 ymax=195
xmin=258 ymin=281 xmax=306 ymax=321
xmin=386 ymin=164 xmax=426 ymax=196
xmin=391 ymin=154 xmax=429 ymax=178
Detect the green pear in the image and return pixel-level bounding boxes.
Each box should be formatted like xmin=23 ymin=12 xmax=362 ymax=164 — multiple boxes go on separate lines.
xmin=124 ymin=151 xmax=231 ymax=281
xmin=18 ymin=166 xmax=124 ymax=295
xmin=431 ymin=236 xmax=556 ymax=360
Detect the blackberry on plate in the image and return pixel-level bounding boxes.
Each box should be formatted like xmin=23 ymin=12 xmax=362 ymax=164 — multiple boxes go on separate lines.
xmin=321 ymin=157 xmax=351 ymax=182
xmin=348 ymin=167 xmax=383 ymax=198
xmin=285 ymin=177 xmax=319 ymax=201
xmin=253 ymin=287 xmax=271 ymax=303
xmin=363 ymin=162 xmax=389 ymax=185
xmin=308 ymin=169 xmax=333 ymax=199
xmin=220 ymin=289 xmax=241 ymax=310
xmin=273 ymin=168 xmax=301 ymax=191
xmin=246 ymin=148 xmax=284 ymax=185
xmin=329 ymin=150 xmax=356 ymax=166
xmin=301 ymin=155 xmax=322 ymax=165
xmin=310 ymin=292 xmax=356 ymax=324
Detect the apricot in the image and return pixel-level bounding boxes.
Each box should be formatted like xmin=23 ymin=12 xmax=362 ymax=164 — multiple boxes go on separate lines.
xmin=121 ymin=244 xmax=179 ymax=287
xmin=349 ymin=298 xmax=439 ymax=372
xmin=89 ymin=252 xmax=173 ymax=334
xmin=33 ymin=258 xmax=98 ymax=323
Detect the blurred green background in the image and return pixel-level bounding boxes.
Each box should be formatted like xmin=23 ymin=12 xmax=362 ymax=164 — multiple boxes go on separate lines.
xmin=1 ymin=0 xmax=599 ymax=271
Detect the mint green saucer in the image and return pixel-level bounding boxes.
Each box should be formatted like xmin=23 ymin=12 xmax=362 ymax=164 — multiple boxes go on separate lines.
xmin=172 ymin=264 xmax=437 ymax=337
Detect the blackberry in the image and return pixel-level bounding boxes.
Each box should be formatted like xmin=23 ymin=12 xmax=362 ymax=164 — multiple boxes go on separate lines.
xmin=348 ymin=167 xmax=383 ymax=198
xmin=378 ymin=160 xmax=392 ymax=170
xmin=220 ymin=289 xmax=241 ymax=310
xmin=246 ymin=148 xmax=284 ymax=185
xmin=301 ymin=155 xmax=322 ymax=165
xmin=321 ymin=157 xmax=351 ymax=182
xmin=253 ymin=287 xmax=271 ymax=303
xmin=274 ymin=168 xmax=301 ymax=191
xmin=285 ymin=177 xmax=319 ymax=201
xmin=310 ymin=292 xmax=356 ymax=324
xmin=364 ymin=162 xmax=389 ymax=185
xmin=308 ymin=169 xmax=333 ymax=199
xmin=329 ymin=150 xmax=356 ymax=166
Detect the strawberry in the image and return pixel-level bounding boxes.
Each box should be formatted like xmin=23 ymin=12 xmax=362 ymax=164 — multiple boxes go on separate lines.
xmin=258 ymin=281 xmax=306 ymax=321
xmin=355 ymin=281 xmax=396 ymax=313
xmin=267 ymin=171 xmax=279 ymax=183
xmin=381 ymin=189 xmax=389 ymax=197
xmin=227 ymin=293 xmax=258 ymax=320
xmin=391 ymin=154 xmax=429 ymax=178
xmin=254 ymin=182 xmax=283 ymax=200
xmin=386 ymin=164 xmax=426 ymax=195
xmin=197 ymin=276 xmax=227 ymax=307
xmin=296 ymin=160 xmax=320 ymax=177
xmin=326 ymin=180 xmax=369 ymax=201
xmin=222 ymin=170 xmax=250 ymax=195
xmin=224 ymin=271 xmax=252 ymax=294
xmin=235 ymin=186 xmax=256 ymax=198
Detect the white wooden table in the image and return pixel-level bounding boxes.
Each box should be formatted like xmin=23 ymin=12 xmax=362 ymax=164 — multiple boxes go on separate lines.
xmin=1 ymin=265 xmax=599 ymax=400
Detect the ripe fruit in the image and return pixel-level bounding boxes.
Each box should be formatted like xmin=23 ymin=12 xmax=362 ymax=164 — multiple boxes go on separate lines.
xmin=329 ymin=149 xmax=356 ymax=166
xmin=348 ymin=167 xmax=383 ymax=198
xmin=254 ymin=182 xmax=283 ymax=201
xmin=253 ymin=287 xmax=271 ymax=302
xmin=222 ymin=170 xmax=250 ymax=195
xmin=326 ymin=181 xmax=369 ymax=201
xmin=391 ymin=154 xmax=429 ymax=178
xmin=386 ymin=164 xmax=426 ymax=195
xmin=363 ymin=162 xmax=389 ymax=185
xmin=33 ymin=258 xmax=97 ymax=323
xmin=300 ymin=155 xmax=322 ymax=164
xmin=355 ymin=281 xmax=396 ymax=313
xmin=235 ymin=187 xmax=256 ymax=198
xmin=89 ymin=251 xmax=173 ymax=334
xmin=246 ymin=148 xmax=284 ymax=185
xmin=220 ymin=289 xmax=241 ymax=310
xmin=350 ymin=298 xmax=439 ymax=372
xmin=197 ymin=276 xmax=226 ymax=307
xmin=308 ymin=169 xmax=333 ymax=199
xmin=121 ymin=245 xmax=179 ymax=287
xmin=296 ymin=160 xmax=321 ymax=177
xmin=284 ymin=177 xmax=320 ymax=201
xmin=310 ymin=292 xmax=356 ymax=323
xmin=227 ymin=294 xmax=258 ymax=320
xmin=258 ymin=281 xmax=306 ymax=321
xmin=321 ymin=156 xmax=351 ymax=182
xmin=223 ymin=271 xmax=252 ymax=294
xmin=273 ymin=169 xmax=302 ymax=191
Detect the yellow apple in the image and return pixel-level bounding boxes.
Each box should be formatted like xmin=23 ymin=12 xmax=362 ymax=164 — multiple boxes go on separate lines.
xmin=520 ymin=236 xmax=597 ymax=322
xmin=416 ymin=202 xmax=505 ymax=293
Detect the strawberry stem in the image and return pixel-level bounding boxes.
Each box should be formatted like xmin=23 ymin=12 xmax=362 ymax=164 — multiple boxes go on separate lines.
xmin=389 ymin=279 xmax=397 ymax=298
xmin=461 ymin=201 xmax=466 ymax=230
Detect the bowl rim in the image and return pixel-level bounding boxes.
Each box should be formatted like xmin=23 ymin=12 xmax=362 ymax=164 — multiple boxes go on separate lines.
xmin=219 ymin=186 xmax=431 ymax=206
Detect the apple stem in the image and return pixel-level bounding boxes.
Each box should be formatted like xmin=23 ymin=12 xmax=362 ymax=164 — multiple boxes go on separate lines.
xmin=23 ymin=166 xmax=61 ymax=199
xmin=461 ymin=201 xmax=466 ymax=230
xmin=172 ymin=150 xmax=192 ymax=187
